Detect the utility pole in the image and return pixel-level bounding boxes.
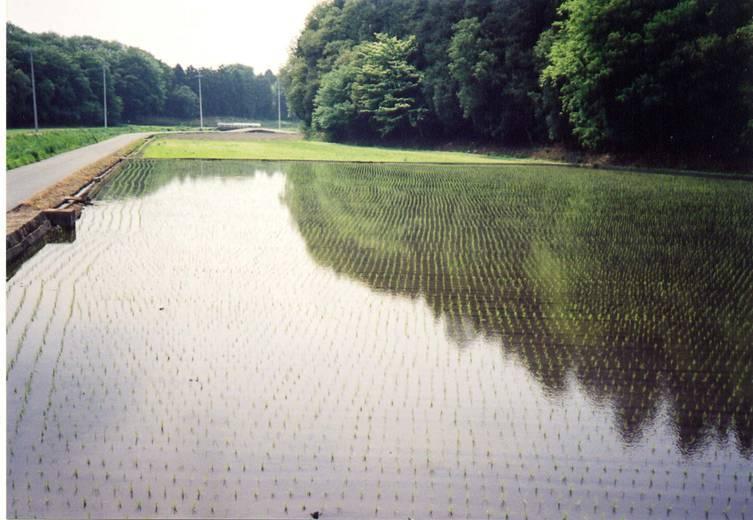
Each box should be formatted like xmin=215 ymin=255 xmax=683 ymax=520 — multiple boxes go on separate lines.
xmin=28 ymin=48 xmax=39 ymax=132
xmin=102 ymin=62 xmax=108 ymax=128
xmin=197 ymin=72 xmax=204 ymax=130
xmin=277 ymin=78 xmax=281 ymax=130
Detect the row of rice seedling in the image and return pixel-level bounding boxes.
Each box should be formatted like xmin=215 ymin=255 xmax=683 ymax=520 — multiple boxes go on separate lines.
xmin=284 ymin=162 xmax=753 ymax=455
xmin=7 ymin=159 xmax=752 ymax=518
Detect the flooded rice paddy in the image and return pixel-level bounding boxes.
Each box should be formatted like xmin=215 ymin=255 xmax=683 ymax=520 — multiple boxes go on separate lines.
xmin=7 ymin=160 xmax=753 ymax=519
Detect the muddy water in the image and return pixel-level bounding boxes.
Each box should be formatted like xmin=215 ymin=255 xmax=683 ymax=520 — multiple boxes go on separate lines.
xmin=7 ymin=160 xmax=753 ymax=519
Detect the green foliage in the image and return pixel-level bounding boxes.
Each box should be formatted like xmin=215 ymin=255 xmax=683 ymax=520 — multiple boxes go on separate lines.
xmin=6 ymin=59 xmax=32 ymax=122
xmin=312 ymin=60 xmax=358 ymax=140
xmin=286 ymin=0 xmax=752 ymax=166
xmin=165 ymin=85 xmax=198 ymax=120
xmin=6 ymin=23 xmax=285 ymax=128
xmin=312 ymin=33 xmax=425 ymax=139
xmin=281 ymin=0 xmax=434 ymax=137
xmin=448 ymin=18 xmax=487 ymax=122
xmin=280 ymin=1 xmax=350 ymax=127
xmin=541 ymin=0 xmax=753 ymax=159
xmin=284 ymin=0 xmax=557 ymax=144
xmin=448 ymin=1 xmax=557 ymax=143
xmin=352 ymin=34 xmax=425 ymax=137
xmin=115 ymin=48 xmax=167 ymax=120
xmin=190 ymin=64 xmax=280 ymax=120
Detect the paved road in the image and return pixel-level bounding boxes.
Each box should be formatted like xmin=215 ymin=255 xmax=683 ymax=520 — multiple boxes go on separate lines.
xmin=6 ymin=132 xmax=152 ymax=210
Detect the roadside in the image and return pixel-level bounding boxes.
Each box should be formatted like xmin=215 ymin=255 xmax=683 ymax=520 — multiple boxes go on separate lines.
xmin=6 ymin=125 xmax=188 ymax=170
xmin=6 ymin=136 xmax=150 ymax=234
xmin=5 ymin=135 xmax=153 ymax=275
xmin=5 ymin=128 xmax=290 ymax=274
xmin=6 ymin=132 xmax=154 ymax=210
xmin=5 ymin=127 xmax=295 ymax=215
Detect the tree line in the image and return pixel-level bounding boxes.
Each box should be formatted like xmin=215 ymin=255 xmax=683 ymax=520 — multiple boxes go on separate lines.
xmin=6 ymin=23 xmax=286 ymax=127
xmin=281 ymin=0 xmax=753 ymax=166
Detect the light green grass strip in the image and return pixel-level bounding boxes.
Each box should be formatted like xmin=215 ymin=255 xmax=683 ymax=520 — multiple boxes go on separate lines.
xmin=143 ymin=138 xmax=539 ymax=164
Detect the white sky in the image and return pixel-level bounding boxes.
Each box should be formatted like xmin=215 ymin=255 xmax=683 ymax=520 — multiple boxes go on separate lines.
xmin=6 ymin=0 xmax=322 ymax=73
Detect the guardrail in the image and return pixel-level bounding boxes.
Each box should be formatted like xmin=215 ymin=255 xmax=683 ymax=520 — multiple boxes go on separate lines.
xmin=216 ymin=122 xmax=262 ymax=131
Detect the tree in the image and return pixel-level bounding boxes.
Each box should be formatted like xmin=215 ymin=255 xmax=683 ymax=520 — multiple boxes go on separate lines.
xmin=114 ymin=48 xmax=166 ymax=120
xmin=312 ymin=58 xmax=358 ymax=139
xmin=281 ymin=1 xmax=350 ymax=126
xmin=351 ymin=34 xmax=426 ymax=138
xmin=172 ymin=64 xmax=187 ymax=88
xmin=312 ymin=33 xmax=425 ymax=140
xmin=448 ymin=1 xmax=559 ymax=144
xmin=6 ymin=23 xmax=284 ymax=127
xmin=166 ymin=85 xmax=198 ymax=119
xmin=448 ymin=18 xmax=491 ymax=132
xmin=6 ymin=60 xmax=32 ymax=127
xmin=284 ymin=0 xmax=557 ymax=144
xmin=414 ymin=0 xmax=467 ymax=137
xmin=540 ymin=0 xmax=753 ymax=160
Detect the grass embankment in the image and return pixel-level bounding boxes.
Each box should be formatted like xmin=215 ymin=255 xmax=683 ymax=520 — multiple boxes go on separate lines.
xmin=143 ymin=137 xmax=539 ymax=164
xmin=6 ymin=126 xmax=186 ymax=170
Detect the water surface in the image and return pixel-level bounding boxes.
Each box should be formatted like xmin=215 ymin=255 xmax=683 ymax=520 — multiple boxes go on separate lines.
xmin=7 ymin=160 xmax=753 ymax=518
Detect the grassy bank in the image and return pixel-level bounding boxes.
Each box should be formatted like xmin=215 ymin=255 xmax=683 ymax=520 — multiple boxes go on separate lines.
xmin=6 ymin=126 xmax=187 ymax=170
xmin=143 ymin=137 xmax=538 ymax=164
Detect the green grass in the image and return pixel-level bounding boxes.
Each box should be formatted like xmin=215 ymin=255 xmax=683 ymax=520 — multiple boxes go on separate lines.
xmin=142 ymin=137 xmax=539 ymax=164
xmin=6 ymin=125 xmax=189 ymax=169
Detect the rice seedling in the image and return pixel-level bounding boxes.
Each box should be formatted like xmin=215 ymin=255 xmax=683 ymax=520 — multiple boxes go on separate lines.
xmin=6 ymin=159 xmax=752 ymax=518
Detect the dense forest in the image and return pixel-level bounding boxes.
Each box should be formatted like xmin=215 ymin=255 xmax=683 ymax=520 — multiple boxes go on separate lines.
xmin=6 ymin=23 xmax=286 ymax=127
xmin=282 ymin=0 xmax=753 ymax=167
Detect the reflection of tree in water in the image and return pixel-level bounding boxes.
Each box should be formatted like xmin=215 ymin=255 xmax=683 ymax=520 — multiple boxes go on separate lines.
xmin=283 ymin=161 xmax=753 ymax=455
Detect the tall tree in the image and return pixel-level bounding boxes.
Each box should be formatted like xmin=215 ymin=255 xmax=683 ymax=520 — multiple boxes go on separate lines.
xmin=166 ymin=85 xmax=198 ymax=119
xmin=281 ymin=1 xmax=351 ymax=126
xmin=449 ymin=0 xmax=557 ymax=143
xmin=312 ymin=57 xmax=358 ymax=140
xmin=283 ymin=0 xmax=557 ymax=144
xmin=540 ymin=0 xmax=753 ymax=159
xmin=113 ymin=48 xmax=166 ymax=120
xmin=351 ymin=34 xmax=425 ymax=137
xmin=312 ymin=34 xmax=425 ymax=140
xmin=6 ymin=23 xmax=285 ymax=127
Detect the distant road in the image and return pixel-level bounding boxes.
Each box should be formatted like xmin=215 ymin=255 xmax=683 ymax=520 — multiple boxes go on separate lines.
xmin=6 ymin=132 xmax=151 ymax=211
